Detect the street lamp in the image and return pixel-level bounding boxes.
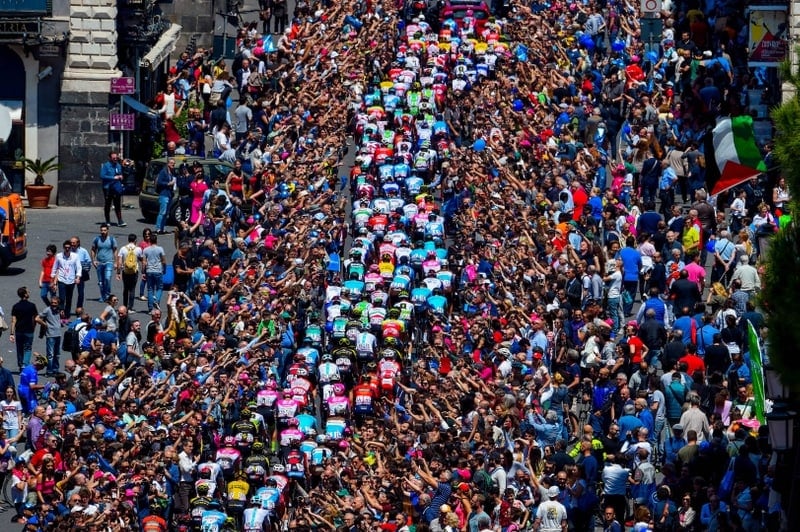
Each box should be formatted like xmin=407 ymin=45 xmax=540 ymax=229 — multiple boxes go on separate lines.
xmin=767 ymin=402 xmax=796 ymax=451
xmin=765 ymin=364 xmax=790 ymax=399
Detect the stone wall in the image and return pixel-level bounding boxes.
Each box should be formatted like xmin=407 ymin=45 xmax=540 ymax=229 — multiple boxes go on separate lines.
xmin=159 ymin=0 xmax=215 ymax=52
xmin=58 ymin=86 xmax=114 ymax=206
xmin=57 ymin=0 xmax=119 ymax=205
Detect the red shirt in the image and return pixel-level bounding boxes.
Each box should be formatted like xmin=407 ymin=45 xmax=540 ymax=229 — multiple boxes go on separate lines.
xmin=41 ymin=254 xmax=55 ymax=281
xmin=679 ymin=354 xmax=705 ymax=376
xmin=627 ymin=336 xmax=646 ymax=365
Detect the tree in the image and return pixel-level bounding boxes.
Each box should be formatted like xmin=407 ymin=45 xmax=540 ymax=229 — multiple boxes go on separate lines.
xmin=762 ymin=58 xmax=800 ymax=391
xmin=23 ymin=156 xmax=60 ymax=186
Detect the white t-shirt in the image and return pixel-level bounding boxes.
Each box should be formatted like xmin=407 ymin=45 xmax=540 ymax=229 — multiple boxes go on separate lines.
xmin=536 ymin=500 xmax=567 ymax=532
xmin=0 ymin=400 xmax=22 ymax=430
xmin=606 ymin=270 xmax=622 ymax=298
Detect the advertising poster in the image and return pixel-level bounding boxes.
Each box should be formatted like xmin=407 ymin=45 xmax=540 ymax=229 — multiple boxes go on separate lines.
xmin=748 ymin=7 xmax=788 ymax=67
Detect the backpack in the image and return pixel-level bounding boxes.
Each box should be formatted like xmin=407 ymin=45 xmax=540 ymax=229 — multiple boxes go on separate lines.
xmin=473 ymin=469 xmax=497 ymax=497
xmin=123 ymin=245 xmax=138 ymax=275
xmin=62 ymin=321 xmax=87 ymax=355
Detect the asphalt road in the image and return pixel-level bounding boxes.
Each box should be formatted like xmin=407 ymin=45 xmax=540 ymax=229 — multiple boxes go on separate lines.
xmin=1 ymin=202 xmax=177 ymax=372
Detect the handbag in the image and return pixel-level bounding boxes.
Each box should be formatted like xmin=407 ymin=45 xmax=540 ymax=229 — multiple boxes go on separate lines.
xmin=718 ymin=457 xmax=735 ymax=501
xmin=0 ymin=315 xmax=7 ymax=331
xmin=112 ymin=179 xmax=124 ymax=196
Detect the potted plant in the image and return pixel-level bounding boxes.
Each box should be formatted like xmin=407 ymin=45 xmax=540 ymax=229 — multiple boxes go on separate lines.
xmin=23 ymin=155 xmax=59 ymax=208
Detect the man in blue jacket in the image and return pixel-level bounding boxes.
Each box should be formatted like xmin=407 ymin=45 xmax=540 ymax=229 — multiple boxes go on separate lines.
xmin=155 ymin=158 xmax=176 ymax=234
xmin=99 ymin=151 xmax=126 ymax=227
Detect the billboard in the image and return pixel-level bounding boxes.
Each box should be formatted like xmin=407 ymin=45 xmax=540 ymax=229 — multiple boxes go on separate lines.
xmin=748 ymin=7 xmax=788 ymax=67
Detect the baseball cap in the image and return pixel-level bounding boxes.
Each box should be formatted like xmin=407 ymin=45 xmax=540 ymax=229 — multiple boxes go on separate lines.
xmin=548 ymin=486 xmax=560 ymax=498
xmin=98 ymin=407 xmax=117 ymax=419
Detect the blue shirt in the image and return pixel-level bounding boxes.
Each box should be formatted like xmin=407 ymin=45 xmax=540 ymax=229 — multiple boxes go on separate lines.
xmin=618 ymin=414 xmax=643 ymax=438
xmin=619 ymin=247 xmax=642 ymax=282
xmin=19 ymin=364 xmax=38 ymax=390
xmin=660 ymin=166 xmax=677 ymax=190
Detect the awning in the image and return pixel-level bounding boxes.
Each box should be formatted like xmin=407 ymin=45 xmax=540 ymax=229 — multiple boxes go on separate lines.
xmin=139 ymin=24 xmax=182 ymax=71
xmin=121 ymin=95 xmax=157 ymax=116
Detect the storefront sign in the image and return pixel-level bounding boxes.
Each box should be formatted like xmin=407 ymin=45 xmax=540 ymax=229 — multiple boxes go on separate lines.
xmin=0 ymin=19 xmax=40 ymax=36
xmin=38 ymin=43 xmax=59 ymax=57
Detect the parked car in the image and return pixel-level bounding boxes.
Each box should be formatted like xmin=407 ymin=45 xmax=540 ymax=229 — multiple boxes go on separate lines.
xmin=439 ymin=0 xmax=490 ymax=33
xmin=139 ymin=156 xmax=251 ymax=225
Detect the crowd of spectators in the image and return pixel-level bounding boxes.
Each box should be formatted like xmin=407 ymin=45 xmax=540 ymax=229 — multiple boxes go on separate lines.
xmin=2 ymin=0 xmax=789 ymax=530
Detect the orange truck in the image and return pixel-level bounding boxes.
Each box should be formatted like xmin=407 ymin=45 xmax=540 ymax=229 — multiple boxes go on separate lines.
xmin=0 ymin=190 xmax=27 ymax=270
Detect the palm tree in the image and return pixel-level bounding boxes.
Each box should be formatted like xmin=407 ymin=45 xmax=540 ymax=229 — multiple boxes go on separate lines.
xmin=23 ymin=156 xmax=60 ymax=186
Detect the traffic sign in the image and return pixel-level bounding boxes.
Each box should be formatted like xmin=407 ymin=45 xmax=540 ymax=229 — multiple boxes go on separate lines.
xmin=640 ymin=18 xmax=664 ymax=43
xmin=640 ymin=0 xmax=661 ymax=14
xmin=109 ymin=113 xmax=135 ymax=131
xmin=110 ymin=77 xmax=135 ymax=95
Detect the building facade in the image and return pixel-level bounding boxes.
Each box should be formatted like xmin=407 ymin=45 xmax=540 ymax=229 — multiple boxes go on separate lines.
xmin=0 ymin=0 xmax=186 ymax=205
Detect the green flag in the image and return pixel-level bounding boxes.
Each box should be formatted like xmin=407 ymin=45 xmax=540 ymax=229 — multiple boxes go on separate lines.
xmin=747 ymin=321 xmax=766 ymax=425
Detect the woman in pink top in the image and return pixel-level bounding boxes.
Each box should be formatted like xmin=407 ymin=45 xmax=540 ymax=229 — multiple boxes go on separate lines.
xmin=190 ymin=169 xmax=209 ymax=224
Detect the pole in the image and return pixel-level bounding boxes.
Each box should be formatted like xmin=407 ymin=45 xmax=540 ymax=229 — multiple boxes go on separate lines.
xmin=119 ymin=96 xmax=124 ymax=159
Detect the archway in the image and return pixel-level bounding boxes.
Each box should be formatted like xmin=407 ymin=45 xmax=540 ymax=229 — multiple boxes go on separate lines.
xmin=0 ymin=45 xmax=26 ymax=193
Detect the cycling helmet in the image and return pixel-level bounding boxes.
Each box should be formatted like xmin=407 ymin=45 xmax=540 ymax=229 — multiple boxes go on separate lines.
xmin=92 ymin=318 xmax=104 ymax=328
xmin=224 ymin=436 xmax=236 ymax=446
xmin=333 ymin=383 xmax=346 ymax=396
xmin=388 ymin=308 xmax=401 ymax=318
xmin=196 ymin=484 xmax=210 ymax=495
xmin=207 ymin=499 xmax=223 ymax=510
xmin=272 ymin=464 xmax=286 ymax=473
xmin=282 ymin=390 xmax=293 ymax=397
xmin=316 ymin=434 xmax=329 ymax=444
xmin=305 ymin=428 xmax=317 ymax=437
xmin=288 ymin=417 xmax=300 ymax=427
xmin=250 ymin=495 xmax=262 ymax=505
xmin=398 ymin=290 xmax=409 ymax=298
xmin=366 ymin=362 xmax=377 ymax=372
xmin=241 ymin=408 xmax=252 ymax=417
xmin=338 ymin=338 xmax=352 ymax=347
xmin=322 ymin=353 xmax=333 ymax=362
xmin=384 ymin=337 xmax=397 ymax=346
xmin=252 ymin=441 xmax=265 ymax=452
xmin=266 ymin=379 xmax=278 ymax=390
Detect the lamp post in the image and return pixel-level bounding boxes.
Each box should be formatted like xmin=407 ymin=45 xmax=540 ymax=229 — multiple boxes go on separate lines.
xmin=767 ymin=403 xmax=795 ymax=451
xmin=765 ymin=364 xmax=790 ymax=400
xmin=765 ymin=376 xmax=799 ymax=528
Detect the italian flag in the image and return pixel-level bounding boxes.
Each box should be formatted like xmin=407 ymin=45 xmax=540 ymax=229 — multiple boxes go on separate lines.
xmin=704 ymin=115 xmax=767 ymax=196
